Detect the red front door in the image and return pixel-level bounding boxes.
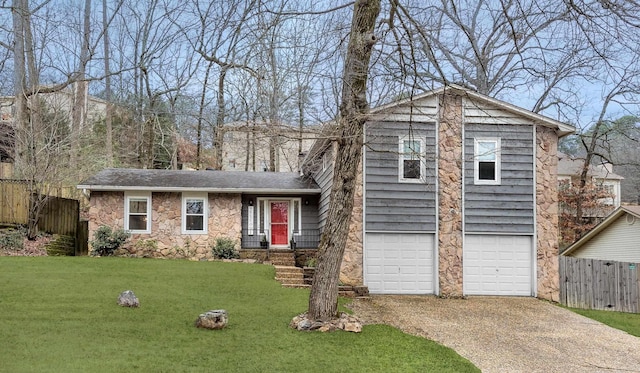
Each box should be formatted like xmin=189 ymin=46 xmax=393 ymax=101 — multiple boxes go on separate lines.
xmin=270 ymin=201 xmax=289 ymax=245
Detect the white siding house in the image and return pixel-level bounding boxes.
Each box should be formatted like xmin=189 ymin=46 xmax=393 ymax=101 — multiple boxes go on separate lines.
xmin=561 ymin=206 xmax=640 ymax=263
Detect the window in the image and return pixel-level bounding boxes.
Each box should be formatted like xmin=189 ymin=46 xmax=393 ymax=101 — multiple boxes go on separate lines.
xmin=182 ymin=193 xmax=208 ymax=234
xmin=474 ymin=138 xmax=501 ymax=185
xmin=125 ymin=192 xmax=151 ymax=234
xmin=399 ymin=136 xmax=425 ymax=183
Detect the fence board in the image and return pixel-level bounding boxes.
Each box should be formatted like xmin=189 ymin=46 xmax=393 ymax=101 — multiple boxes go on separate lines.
xmin=560 ymin=256 xmax=640 ymax=313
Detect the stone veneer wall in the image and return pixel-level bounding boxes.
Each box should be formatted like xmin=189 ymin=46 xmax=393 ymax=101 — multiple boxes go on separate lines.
xmin=437 ymin=92 xmax=464 ymax=297
xmin=535 ymin=126 xmax=560 ymax=301
xmin=340 ymin=158 xmax=364 ymax=286
xmin=88 ymin=191 xmax=242 ymax=260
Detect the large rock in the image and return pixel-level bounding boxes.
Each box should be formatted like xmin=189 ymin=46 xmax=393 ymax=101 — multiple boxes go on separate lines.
xmin=195 ymin=310 xmax=228 ymax=330
xmin=117 ymin=290 xmax=140 ymax=307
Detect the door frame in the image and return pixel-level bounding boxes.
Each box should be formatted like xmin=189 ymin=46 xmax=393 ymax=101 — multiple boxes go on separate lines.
xmin=256 ymin=197 xmax=302 ymax=248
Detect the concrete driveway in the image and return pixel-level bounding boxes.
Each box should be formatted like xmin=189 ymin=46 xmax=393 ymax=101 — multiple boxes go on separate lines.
xmin=348 ymin=296 xmax=640 ymax=373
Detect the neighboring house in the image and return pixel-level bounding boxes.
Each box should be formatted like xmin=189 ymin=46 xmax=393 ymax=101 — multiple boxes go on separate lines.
xmin=219 ymin=122 xmax=318 ymax=173
xmin=303 ymin=85 xmax=573 ymax=301
xmin=0 ymin=84 xmax=108 ymax=130
xmin=178 ymin=121 xmax=318 ymax=173
xmin=557 ymin=153 xmax=623 ymax=209
xmin=78 ymin=169 xmax=321 ymax=258
xmin=561 ymin=206 xmax=640 ymax=263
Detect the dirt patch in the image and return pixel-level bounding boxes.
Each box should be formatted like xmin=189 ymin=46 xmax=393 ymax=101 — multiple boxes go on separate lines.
xmin=0 ymin=235 xmax=52 ymax=256
xmin=348 ymin=295 xmax=640 ymax=373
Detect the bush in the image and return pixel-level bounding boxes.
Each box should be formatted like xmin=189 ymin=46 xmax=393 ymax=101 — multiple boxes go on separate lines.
xmin=90 ymin=226 xmax=130 ymax=256
xmin=211 ymin=237 xmax=239 ymax=259
xmin=0 ymin=227 xmax=26 ymax=251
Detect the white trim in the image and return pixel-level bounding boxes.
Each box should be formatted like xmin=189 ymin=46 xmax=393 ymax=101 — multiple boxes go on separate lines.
xmin=473 ymin=137 xmax=501 ymax=185
xmin=434 ymin=94 xmax=441 ymax=296
xmin=532 ymin=125 xmax=538 ymax=297
xmin=181 ymin=192 xmax=208 ymax=235
xmin=398 ymin=136 xmax=426 ymax=183
xmin=124 ymin=191 xmax=151 ymax=234
xmin=256 ymin=197 xmax=302 ymax=244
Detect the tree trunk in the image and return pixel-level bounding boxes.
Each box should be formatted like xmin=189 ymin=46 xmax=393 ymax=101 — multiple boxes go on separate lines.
xmin=308 ymin=0 xmax=380 ymax=321
xmin=103 ymin=0 xmax=114 ymax=167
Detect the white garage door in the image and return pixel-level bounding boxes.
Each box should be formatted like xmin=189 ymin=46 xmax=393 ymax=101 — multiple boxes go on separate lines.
xmin=464 ymin=235 xmax=533 ymax=296
xmin=365 ymin=233 xmax=435 ymax=294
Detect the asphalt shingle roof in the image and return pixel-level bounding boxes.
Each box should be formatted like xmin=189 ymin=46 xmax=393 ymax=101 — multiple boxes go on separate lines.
xmin=78 ymin=168 xmax=320 ymax=194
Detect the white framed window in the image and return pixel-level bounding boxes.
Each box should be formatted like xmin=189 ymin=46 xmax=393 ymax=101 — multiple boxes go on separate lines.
xmin=398 ymin=136 xmax=425 ymax=183
xmin=125 ymin=191 xmax=151 ymax=234
xmin=182 ymin=193 xmax=208 ymax=234
xmin=474 ymin=138 xmax=501 ymax=185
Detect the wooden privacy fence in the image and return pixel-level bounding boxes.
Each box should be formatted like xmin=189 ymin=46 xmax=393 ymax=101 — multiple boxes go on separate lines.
xmin=0 ymin=179 xmax=89 ymax=255
xmin=560 ymin=256 xmax=640 ymax=313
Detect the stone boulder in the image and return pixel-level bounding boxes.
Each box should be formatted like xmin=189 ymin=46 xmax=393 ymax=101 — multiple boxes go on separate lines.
xmin=195 ymin=309 xmax=228 ymax=330
xmin=117 ymin=290 xmax=140 ymax=307
xmin=290 ymin=312 xmax=363 ymax=333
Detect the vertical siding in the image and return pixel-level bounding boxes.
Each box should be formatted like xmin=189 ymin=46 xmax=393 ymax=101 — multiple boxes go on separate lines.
xmin=312 ymin=147 xmax=334 ymax=231
xmin=570 ymin=214 xmax=640 ymax=262
xmin=464 ymin=117 xmax=535 ymax=233
xmin=364 ymin=120 xmax=437 ymax=232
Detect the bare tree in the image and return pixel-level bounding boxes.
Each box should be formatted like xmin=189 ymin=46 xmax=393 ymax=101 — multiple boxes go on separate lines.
xmin=308 ymin=0 xmax=381 ymax=321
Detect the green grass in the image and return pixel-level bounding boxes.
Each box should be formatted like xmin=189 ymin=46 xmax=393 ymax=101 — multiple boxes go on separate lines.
xmin=567 ymin=307 xmax=640 ymax=337
xmin=0 ymin=257 xmax=478 ymax=372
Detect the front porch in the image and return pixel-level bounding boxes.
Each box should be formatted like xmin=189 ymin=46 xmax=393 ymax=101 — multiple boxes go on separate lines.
xmin=240 ymin=229 xmax=321 ymax=250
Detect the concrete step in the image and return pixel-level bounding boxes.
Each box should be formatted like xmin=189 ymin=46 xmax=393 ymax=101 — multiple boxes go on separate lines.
xmin=282 ymin=283 xmax=310 ymax=289
xmin=276 ymin=277 xmax=306 ymax=285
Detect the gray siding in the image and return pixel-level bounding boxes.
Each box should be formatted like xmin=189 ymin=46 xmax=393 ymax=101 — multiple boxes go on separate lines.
xmin=365 ymin=120 xmax=437 ymax=232
xmin=313 ymin=147 xmax=334 ymax=231
xmin=464 ymin=123 xmax=535 ymax=233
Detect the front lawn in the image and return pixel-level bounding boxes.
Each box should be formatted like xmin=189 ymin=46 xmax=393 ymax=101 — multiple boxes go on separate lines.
xmin=568 ymin=307 xmax=640 ymax=337
xmin=0 ymin=257 xmax=478 ymax=372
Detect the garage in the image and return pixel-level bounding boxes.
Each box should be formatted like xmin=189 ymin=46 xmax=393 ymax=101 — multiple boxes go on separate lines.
xmin=364 ymin=233 xmax=435 ymax=294
xmin=463 ymin=235 xmax=534 ymax=296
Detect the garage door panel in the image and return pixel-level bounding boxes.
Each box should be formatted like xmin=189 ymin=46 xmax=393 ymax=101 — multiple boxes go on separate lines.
xmin=366 ymin=233 xmax=435 ymax=294
xmin=464 ymin=234 xmax=533 ymax=296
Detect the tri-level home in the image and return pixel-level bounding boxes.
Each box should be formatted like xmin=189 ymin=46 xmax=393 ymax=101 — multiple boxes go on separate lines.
xmin=79 ymin=85 xmax=573 ymax=301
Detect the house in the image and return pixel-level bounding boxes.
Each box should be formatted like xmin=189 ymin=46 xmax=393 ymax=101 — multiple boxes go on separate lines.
xmin=561 ymin=205 xmax=640 ymax=262
xmin=78 ymin=169 xmax=321 ymax=258
xmin=79 ymin=85 xmax=573 ymax=301
xmin=219 ymin=121 xmax=318 ymax=173
xmin=558 ymin=153 xmax=624 ymax=209
xmin=303 ymin=85 xmax=573 ymax=301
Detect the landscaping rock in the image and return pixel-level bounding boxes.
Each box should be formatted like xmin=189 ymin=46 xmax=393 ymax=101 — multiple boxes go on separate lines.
xmin=195 ymin=309 xmax=228 ymax=330
xmin=117 ymin=290 xmax=140 ymax=307
xmin=290 ymin=312 xmax=362 ymax=333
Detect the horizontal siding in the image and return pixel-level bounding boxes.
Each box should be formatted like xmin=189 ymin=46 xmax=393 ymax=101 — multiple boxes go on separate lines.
xmin=571 ymin=214 xmax=640 ymax=262
xmin=464 ymin=122 xmax=535 ymax=234
xmin=365 ymin=119 xmax=437 ymax=232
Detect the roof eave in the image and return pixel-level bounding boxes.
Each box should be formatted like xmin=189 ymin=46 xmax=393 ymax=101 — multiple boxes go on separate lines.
xmin=77 ymin=185 xmax=321 ymax=194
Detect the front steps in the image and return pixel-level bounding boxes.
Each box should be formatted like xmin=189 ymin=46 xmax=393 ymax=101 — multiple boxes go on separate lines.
xmin=269 ymin=250 xmax=369 ymax=297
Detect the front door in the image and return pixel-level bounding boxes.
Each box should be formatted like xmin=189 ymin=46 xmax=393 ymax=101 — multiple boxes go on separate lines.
xmin=270 ymin=201 xmax=289 ymax=246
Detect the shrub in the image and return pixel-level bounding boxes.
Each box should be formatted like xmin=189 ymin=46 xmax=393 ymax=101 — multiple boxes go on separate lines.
xmin=0 ymin=227 xmax=26 ymax=251
xmin=134 ymin=239 xmax=158 ymax=258
xmin=211 ymin=237 xmax=239 ymax=259
xmin=90 ymin=226 xmax=130 ymax=256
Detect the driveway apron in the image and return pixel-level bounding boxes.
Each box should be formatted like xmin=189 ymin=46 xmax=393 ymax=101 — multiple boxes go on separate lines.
xmin=348 ymin=296 xmax=640 ymax=373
